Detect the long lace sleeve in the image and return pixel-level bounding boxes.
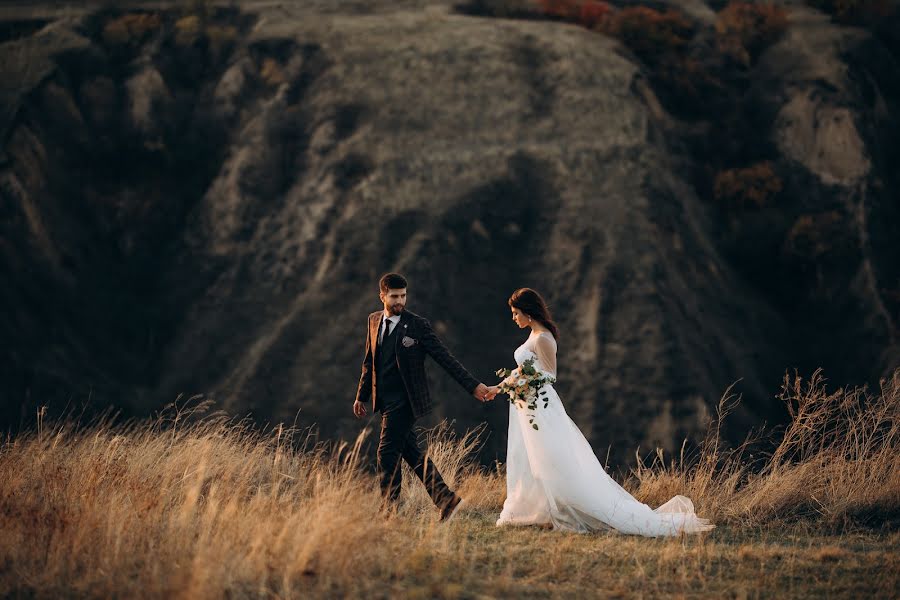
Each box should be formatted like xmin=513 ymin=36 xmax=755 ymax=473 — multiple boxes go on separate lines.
xmin=534 ymin=333 xmax=557 ymax=378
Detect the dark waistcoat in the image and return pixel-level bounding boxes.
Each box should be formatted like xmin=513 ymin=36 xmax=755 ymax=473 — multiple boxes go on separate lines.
xmin=376 ymin=324 xmax=405 ymax=400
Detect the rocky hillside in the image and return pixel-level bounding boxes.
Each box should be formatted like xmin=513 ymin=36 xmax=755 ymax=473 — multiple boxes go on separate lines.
xmin=1 ymin=0 xmax=897 ymax=463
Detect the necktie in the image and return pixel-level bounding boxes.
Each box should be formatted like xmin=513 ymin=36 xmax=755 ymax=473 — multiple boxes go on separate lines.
xmin=382 ymin=319 xmax=392 ymax=344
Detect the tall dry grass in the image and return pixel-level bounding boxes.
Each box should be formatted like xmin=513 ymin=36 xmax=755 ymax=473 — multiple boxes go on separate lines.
xmin=1 ymin=370 xmax=898 ymax=598
xmin=629 ymin=369 xmax=900 ymax=527
xmin=0 ymin=402 xmax=502 ymax=598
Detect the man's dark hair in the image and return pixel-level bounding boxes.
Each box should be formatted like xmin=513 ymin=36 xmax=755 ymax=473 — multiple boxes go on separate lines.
xmin=379 ymin=273 xmax=408 ymax=293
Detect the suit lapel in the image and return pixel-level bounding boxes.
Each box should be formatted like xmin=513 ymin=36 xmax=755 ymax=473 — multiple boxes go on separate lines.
xmin=370 ymin=313 xmax=380 ymax=354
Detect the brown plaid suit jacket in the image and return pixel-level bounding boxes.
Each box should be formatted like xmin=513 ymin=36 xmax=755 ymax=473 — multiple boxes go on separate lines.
xmin=355 ymin=309 xmax=480 ymax=419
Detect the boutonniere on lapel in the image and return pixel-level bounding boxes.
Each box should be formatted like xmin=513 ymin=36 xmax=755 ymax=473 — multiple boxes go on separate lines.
xmin=401 ymin=335 xmax=417 ymax=347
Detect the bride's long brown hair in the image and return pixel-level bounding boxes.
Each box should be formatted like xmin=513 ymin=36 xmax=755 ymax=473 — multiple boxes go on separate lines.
xmin=509 ymin=288 xmax=559 ymax=341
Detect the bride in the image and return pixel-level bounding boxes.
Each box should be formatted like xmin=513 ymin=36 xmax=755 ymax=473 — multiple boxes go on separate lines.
xmin=486 ymin=288 xmax=714 ymax=536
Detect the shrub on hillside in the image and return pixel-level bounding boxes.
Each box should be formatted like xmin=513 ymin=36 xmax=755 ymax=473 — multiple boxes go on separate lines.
xmin=598 ymin=6 xmax=731 ymax=117
xmin=454 ymin=0 xmax=542 ymax=18
xmin=784 ymin=211 xmax=846 ymax=260
xmin=599 ymin=6 xmax=694 ymax=67
xmin=715 ymin=1 xmax=789 ymax=67
xmin=658 ymin=56 xmax=729 ymax=116
xmin=540 ymin=0 xmax=612 ymax=28
xmin=180 ymin=0 xmax=215 ymax=20
xmin=205 ymin=24 xmax=239 ymax=63
xmin=174 ymin=14 xmax=202 ymax=46
xmin=714 ymin=162 xmax=783 ymax=209
xmin=171 ymin=13 xmax=238 ymax=66
xmin=539 ymin=0 xmax=580 ymax=19
xmin=101 ymin=12 xmax=161 ymax=47
xmin=578 ymin=1 xmax=613 ymax=28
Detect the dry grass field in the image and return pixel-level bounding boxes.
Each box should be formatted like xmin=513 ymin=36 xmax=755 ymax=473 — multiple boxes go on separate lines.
xmin=1 ymin=370 xmax=898 ymax=598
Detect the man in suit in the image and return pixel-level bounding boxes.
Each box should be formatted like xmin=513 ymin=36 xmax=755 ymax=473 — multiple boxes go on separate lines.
xmin=354 ymin=272 xmax=489 ymax=521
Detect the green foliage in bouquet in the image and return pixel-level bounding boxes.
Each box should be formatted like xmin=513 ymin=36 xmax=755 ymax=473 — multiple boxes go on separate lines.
xmin=496 ymin=358 xmax=556 ymax=430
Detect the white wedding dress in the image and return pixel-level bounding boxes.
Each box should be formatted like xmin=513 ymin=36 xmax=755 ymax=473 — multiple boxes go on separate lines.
xmin=496 ymin=331 xmax=714 ymax=536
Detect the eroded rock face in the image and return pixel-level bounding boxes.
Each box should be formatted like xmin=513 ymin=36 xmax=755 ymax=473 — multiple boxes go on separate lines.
xmin=748 ymin=5 xmax=900 ymax=386
xmin=1 ymin=1 xmax=896 ymax=463
xmin=776 ymin=93 xmax=870 ymax=186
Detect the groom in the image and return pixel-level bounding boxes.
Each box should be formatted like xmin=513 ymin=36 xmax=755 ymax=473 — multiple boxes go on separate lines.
xmin=354 ymin=272 xmax=489 ymax=520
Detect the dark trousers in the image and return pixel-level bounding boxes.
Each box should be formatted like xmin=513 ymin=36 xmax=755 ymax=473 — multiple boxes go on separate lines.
xmin=376 ymin=398 xmax=455 ymax=509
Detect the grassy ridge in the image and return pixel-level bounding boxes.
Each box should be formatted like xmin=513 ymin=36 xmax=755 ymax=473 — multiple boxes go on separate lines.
xmin=1 ymin=371 xmax=898 ymax=598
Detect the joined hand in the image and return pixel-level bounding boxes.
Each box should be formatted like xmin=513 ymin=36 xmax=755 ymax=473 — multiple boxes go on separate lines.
xmin=473 ymin=383 xmax=500 ymax=402
xmin=473 ymin=383 xmax=490 ymax=402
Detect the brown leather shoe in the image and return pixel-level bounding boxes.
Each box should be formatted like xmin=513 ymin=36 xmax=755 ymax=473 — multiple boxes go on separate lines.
xmin=439 ymin=495 xmax=465 ymax=522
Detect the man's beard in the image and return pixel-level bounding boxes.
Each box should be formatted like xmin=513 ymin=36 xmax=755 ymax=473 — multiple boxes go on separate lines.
xmin=388 ymin=304 xmax=405 ymax=315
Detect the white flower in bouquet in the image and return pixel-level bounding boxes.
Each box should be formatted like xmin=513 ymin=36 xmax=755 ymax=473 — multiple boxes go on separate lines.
xmin=494 ymin=357 xmax=556 ymax=430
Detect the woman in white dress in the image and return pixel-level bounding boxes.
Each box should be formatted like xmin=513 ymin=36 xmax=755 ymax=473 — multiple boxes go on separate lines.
xmin=486 ymin=288 xmax=714 ymax=536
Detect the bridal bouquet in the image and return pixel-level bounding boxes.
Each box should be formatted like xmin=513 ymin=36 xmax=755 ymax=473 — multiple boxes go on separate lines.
xmin=495 ymin=357 xmax=556 ymax=430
